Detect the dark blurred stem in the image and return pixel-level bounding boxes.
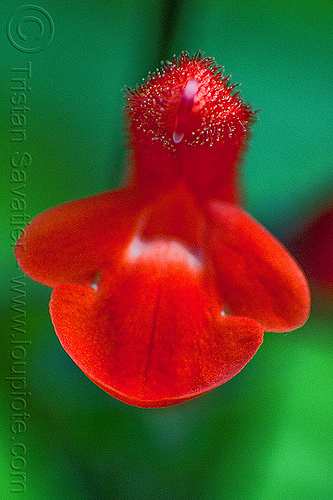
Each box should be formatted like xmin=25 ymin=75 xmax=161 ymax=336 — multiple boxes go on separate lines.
xmin=158 ymin=0 xmax=183 ymax=58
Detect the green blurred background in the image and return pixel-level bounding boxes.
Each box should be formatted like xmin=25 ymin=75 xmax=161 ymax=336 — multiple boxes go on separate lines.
xmin=1 ymin=0 xmax=333 ymax=498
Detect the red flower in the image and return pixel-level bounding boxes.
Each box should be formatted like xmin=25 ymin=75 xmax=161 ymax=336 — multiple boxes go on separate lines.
xmin=15 ymin=53 xmax=310 ymax=407
xmin=289 ymin=203 xmax=333 ymax=293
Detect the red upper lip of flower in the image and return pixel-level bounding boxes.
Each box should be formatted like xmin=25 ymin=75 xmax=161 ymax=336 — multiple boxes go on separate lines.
xmin=127 ymin=52 xmax=254 ymax=205
xmin=15 ymin=52 xmax=310 ymax=407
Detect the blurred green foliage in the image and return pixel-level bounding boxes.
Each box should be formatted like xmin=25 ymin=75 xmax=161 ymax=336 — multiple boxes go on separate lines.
xmin=1 ymin=0 xmax=333 ymax=498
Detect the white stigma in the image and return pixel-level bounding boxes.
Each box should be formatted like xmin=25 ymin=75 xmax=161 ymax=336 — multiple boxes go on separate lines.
xmin=183 ymin=78 xmax=199 ymax=101
xmin=172 ymin=78 xmax=199 ymax=144
xmin=172 ymin=131 xmax=184 ymax=144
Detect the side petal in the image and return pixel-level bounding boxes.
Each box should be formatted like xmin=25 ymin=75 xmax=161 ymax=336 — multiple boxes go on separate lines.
xmin=15 ymin=188 xmax=144 ymax=287
xmin=50 ymin=241 xmax=263 ymax=407
xmin=205 ymin=201 xmax=310 ymax=332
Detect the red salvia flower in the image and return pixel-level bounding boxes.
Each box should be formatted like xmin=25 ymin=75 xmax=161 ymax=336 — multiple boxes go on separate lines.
xmin=289 ymin=203 xmax=333 ymax=293
xmin=15 ymin=53 xmax=310 ymax=407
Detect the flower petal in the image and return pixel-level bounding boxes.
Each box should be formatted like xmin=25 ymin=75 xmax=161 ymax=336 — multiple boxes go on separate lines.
xmin=50 ymin=240 xmax=263 ymax=407
xmin=15 ymin=188 xmax=144 ymax=287
xmin=140 ymin=183 xmax=204 ymax=248
xmin=205 ymin=201 xmax=310 ymax=332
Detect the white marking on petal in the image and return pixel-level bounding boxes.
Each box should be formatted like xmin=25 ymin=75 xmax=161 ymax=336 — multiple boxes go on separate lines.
xmin=126 ymin=236 xmax=203 ymax=271
xmin=127 ymin=236 xmax=150 ymax=260
xmin=220 ymin=307 xmax=230 ymax=316
xmin=91 ymin=274 xmax=100 ymax=292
